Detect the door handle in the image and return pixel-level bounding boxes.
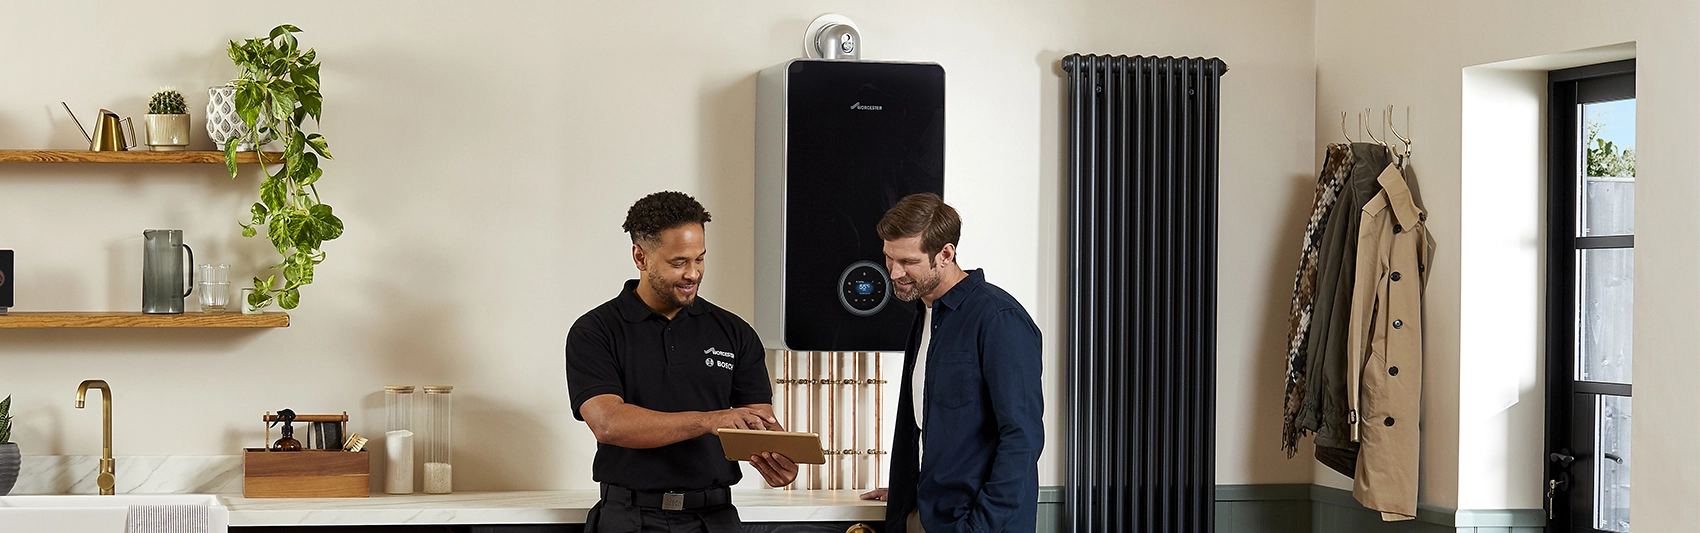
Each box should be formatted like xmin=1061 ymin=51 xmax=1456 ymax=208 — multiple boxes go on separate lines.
xmin=1550 ymin=448 xmax=1576 ymax=468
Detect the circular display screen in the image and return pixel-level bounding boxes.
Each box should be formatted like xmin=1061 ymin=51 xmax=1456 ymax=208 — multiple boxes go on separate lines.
xmin=837 ymin=260 xmax=890 ymax=317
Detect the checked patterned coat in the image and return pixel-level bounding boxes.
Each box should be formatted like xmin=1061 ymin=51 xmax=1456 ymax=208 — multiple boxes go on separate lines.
xmin=1282 ymin=144 xmax=1353 ymax=456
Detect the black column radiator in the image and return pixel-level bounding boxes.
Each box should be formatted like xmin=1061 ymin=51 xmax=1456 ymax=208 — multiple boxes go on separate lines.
xmin=1061 ymin=55 xmax=1226 ymax=533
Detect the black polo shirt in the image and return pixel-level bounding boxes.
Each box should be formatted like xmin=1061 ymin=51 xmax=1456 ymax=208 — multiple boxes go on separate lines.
xmin=565 ymin=279 xmax=773 ymax=492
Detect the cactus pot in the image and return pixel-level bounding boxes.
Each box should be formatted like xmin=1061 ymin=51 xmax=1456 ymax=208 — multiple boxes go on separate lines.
xmin=0 ymin=443 xmax=18 ymax=495
xmin=144 ymin=114 xmax=191 ymax=151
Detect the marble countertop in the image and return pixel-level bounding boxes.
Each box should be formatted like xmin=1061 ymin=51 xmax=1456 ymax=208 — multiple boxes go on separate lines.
xmin=220 ymin=489 xmax=886 ymax=526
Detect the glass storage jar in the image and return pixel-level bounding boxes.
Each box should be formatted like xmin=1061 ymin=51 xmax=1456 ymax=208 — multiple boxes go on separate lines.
xmin=384 ymin=385 xmax=415 ymax=494
xmin=421 ymin=385 xmax=453 ymax=494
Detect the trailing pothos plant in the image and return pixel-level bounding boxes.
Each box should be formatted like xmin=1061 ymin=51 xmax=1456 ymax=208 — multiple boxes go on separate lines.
xmin=222 ymin=25 xmax=343 ymax=310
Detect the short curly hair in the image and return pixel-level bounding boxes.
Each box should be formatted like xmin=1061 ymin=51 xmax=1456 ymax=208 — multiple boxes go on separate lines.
xmin=623 ymin=191 xmax=713 ymax=246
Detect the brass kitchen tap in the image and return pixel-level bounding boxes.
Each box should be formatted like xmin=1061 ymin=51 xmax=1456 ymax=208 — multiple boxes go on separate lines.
xmin=74 ymin=380 xmax=115 ymax=495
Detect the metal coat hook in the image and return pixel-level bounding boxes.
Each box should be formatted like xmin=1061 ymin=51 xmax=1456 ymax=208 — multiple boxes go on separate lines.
xmin=1387 ymin=105 xmax=1413 ymax=159
xmin=1341 ymin=111 xmax=1355 ymax=143
xmin=1363 ymin=107 xmax=1386 ymax=146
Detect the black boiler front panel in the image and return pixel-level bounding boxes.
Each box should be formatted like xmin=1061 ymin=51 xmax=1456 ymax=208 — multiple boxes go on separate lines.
xmin=783 ymin=61 xmax=944 ymax=351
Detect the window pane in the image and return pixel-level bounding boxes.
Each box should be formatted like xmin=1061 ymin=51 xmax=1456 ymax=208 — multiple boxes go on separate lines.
xmin=1580 ymin=99 xmax=1635 ymax=237
xmin=1577 ymin=248 xmax=1633 ymax=384
xmin=1583 ymin=177 xmax=1634 ymax=236
xmin=1596 ymin=395 xmax=1632 ymax=532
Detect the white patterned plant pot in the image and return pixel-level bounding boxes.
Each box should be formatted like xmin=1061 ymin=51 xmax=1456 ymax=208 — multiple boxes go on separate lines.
xmin=206 ymin=85 xmax=275 ymax=152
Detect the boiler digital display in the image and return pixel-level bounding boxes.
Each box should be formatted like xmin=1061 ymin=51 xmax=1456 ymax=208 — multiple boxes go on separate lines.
xmin=837 ymin=260 xmax=890 ymax=317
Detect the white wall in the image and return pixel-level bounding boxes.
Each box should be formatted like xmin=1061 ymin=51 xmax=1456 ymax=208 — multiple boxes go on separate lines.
xmin=1458 ymin=65 xmax=1548 ymax=511
xmin=1319 ymin=2 xmax=1700 ymax=529
xmin=0 ymin=0 xmax=1317 ymax=491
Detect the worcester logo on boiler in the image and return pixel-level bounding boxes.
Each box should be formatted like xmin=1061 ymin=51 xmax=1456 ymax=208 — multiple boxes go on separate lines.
xmin=849 ymin=102 xmax=883 ymax=111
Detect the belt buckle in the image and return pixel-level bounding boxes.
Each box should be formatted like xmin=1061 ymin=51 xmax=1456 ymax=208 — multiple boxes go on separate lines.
xmin=661 ymin=492 xmax=685 ymax=511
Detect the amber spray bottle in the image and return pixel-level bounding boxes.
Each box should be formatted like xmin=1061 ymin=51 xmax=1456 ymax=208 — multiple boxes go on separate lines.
xmin=271 ymin=409 xmax=303 ymax=451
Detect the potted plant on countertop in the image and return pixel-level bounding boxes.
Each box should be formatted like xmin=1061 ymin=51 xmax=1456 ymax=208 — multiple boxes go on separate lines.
xmin=221 ymin=24 xmax=343 ymax=311
xmin=0 ymin=395 xmax=18 ymax=496
xmin=143 ymin=89 xmax=191 ymax=151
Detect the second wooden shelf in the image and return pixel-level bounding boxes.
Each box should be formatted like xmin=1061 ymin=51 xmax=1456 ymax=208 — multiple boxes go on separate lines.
xmin=0 ymin=150 xmax=282 ymax=164
xmin=0 ymin=312 xmax=289 ymax=329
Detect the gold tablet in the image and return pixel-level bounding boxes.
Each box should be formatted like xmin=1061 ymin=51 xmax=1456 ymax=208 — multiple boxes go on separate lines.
xmin=717 ymin=429 xmax=827 ymax=465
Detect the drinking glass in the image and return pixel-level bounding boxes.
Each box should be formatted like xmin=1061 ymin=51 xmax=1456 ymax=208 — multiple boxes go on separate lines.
xmin=198 ymin=264 xmax=230 ymax=313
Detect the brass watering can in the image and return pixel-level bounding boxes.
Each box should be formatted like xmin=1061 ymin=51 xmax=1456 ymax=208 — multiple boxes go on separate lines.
xmin=61 ymin=102 xmax=136 ymax=151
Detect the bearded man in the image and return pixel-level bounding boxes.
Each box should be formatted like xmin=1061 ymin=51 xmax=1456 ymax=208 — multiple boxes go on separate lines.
xmin=566 ymin=191 xmax=797 ymax=533
xmin=858 ymin=193 xmax=1045 ymax=533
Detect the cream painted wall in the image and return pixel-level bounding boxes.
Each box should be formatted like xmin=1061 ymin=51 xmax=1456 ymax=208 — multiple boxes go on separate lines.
xmin=1058 ymin=1 xmax=1318 ymax=488
xmin=0 ymin=0 xmax=1316 ymax=491
xmin=1318 ymin=2 xmax=1700 ymax=530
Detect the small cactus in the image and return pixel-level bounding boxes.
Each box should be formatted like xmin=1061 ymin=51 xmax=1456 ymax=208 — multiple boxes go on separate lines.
xmin=149 ymin=89 xmax=187 ymax=115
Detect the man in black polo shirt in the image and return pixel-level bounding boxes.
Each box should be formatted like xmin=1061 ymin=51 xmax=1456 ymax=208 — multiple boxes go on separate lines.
xmin=566 ymin=191 xmax=799 ymax=533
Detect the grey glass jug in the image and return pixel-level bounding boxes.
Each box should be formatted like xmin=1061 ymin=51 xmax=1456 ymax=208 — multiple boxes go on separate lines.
xmin=142 ymin=229 xmax=194 ymax=314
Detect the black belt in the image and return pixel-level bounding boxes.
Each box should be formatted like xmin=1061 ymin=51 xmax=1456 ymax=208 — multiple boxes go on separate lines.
xmin=601 ymin=483 xmax=732 ymax=511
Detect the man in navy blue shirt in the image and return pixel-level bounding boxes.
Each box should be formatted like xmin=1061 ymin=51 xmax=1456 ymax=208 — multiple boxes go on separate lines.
xmin=860 ymin=193 xmax=1044 ymax=533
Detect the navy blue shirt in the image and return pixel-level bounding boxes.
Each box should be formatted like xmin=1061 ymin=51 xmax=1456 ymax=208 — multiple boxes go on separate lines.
xmin=887 ymin=269 xmax=1044 ymax=533
xmin=565 ymin=280 xmax=773 ymax=492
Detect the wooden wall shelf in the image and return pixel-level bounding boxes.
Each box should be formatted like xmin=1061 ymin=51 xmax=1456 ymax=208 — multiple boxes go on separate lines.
xmin=0 ymin=312 xmax=289 ymax=329
xmin=0 ymin=150 xmax=282 ymax=164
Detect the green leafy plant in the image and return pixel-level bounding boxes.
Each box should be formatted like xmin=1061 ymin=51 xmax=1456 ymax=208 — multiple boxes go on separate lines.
xmin=0 ymin=396 xmax=13 ymax=445
xmin=222 ymin=25 xmax=343 ymax=310
xmin=1584 ymin=113 xmax=1636 ymax=178
xmin=149 ymin=89 xmax=187 ymax=115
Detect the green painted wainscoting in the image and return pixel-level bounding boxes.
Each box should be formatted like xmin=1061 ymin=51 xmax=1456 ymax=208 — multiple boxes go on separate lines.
xmin=1036 ymin=485 xmax=1545 ymax=533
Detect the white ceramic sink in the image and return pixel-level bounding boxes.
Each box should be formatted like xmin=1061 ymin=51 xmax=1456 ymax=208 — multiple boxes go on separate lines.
xmin=0 ymin=494 xmax=229 ymax=533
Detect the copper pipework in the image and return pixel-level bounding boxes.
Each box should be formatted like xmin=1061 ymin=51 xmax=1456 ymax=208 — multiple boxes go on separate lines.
xmin=771 ymin=349 xmax=893 ymax=490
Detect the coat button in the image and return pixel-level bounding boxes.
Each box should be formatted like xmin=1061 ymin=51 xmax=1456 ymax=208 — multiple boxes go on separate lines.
xmin=1419 ymin=264 xmax=1426 ymax=273
xmin=1389 ymin=366 xmax=1399 ymax=376
xmin=1390 ymin=272 xmax=1402 ymax=282
xmin=1393 ymin=319 xmax=1404 ymax=329
xmin=1394 ymin=224 xmax=1403 ymax=234
xmin=1384 ymin=417 xmax=1395 ymax=427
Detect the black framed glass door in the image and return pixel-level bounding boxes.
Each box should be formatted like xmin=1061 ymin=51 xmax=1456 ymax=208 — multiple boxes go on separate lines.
xmin=1546 ymin=59 xmax=1635 ymax=533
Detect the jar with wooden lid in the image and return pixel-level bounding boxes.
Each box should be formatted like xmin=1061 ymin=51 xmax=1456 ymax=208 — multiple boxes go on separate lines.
xmin=421 ymin=386 xmax=453 ymax=494
xmin=384 ymin=386 xmax=415 ymax=494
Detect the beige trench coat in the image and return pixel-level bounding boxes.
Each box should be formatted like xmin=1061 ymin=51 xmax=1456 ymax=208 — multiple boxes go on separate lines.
xmin=1346 ymin=163 xmax=1434 ymax=521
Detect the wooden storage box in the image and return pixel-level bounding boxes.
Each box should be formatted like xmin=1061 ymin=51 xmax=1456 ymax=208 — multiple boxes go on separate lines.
xmin=243 ymin=448 xmax=370 ymax=498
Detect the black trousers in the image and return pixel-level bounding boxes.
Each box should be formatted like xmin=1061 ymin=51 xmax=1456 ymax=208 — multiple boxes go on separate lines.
xmin=584 ymin=498 xmax=742 ymax=533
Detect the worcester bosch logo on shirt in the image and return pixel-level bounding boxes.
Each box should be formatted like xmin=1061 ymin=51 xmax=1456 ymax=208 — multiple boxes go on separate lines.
xmin=703 ymin=347 xmax=735 ymax=370
xmin=849 ymin=102 xmax=883 ymax=111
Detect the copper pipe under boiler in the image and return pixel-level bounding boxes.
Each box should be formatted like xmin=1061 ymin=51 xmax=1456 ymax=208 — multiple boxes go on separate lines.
xmin=853 ymin=351 xmax=864 ymax=490
xmin=878 ymin=352 xmax=888 ymax=487
xmin=834 ymin=352 xmax=843 ymax=490
xmin=809 ymin=351 xmax=821 ymax=490
xmin=777 ymin=349 xmax=793 ymax=490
